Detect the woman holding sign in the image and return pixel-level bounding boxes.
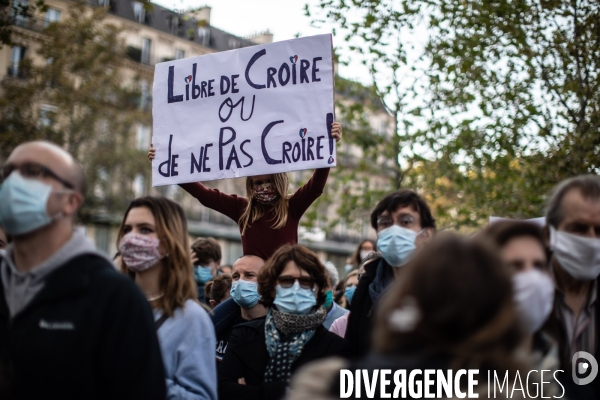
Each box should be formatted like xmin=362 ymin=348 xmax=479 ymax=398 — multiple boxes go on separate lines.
xmin=148 ymin=122 xmax=342 ymax=260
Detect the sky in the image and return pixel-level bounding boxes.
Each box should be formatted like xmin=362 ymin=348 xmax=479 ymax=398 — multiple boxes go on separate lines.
xmin=151 ymin=0 xmax=371 ymax=84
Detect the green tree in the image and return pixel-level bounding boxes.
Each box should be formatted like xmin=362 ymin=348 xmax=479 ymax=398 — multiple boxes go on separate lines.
xmin=311 ymin=0 xmax=600 ymax=229
xmin=303 ymin=75 xmax=400 ymax=233
xmin=0 ymin=1 xmax=150 ymax=220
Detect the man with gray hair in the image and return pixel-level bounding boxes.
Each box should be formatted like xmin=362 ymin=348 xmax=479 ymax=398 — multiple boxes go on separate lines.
xmin=544 ymin=174 xmax=600 ymax=399
xmin=322 ymin=261 xmax=348 ymax=329
xmin=0 ymin=142 xmax=165 ymax=399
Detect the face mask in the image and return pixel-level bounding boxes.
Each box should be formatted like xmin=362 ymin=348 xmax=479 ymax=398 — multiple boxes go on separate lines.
xmin=194 ymin=266 xmax=213 ymax=284
xmin=252 ymin=183 xmax=279 ymax=205
xmin=324 ymin=290 xmax=333 ymax=309
xmin=273 ymin=281 xmax=316 ymax=315
xmin=230 ymin=279 xmax=261 ymax=309
xmin=0 ymin=173 xmax=67 ymax=236
xmin=360 ymin=250 xmax=372 ymax=260
xmin=513 ymin=269 xmax=555 ymax=334
xmin=377 ymin=225 xmax=421 ymax=267
xmin=550 ymin=226 xmax=600 ymax=280
xmin=0 ymin=249 xmax=6 ymax=258
xmin=344 ymin=264 xmax=353 ymax=273
xmin=119 ymin=233 xmax=163 ymax=272
xmin=345 ymin=286 xmax=356 ymax=304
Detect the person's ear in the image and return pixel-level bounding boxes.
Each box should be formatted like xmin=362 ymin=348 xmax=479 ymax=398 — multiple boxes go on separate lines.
xmin=209 ymin=300 xmax=216 ymax=308
xmin=63 ymin=192 xmax=83 ymax=216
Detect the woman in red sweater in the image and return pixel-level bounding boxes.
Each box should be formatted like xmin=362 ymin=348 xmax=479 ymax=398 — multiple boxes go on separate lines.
xmin=148 ymin=122 xmax=342 ymax=260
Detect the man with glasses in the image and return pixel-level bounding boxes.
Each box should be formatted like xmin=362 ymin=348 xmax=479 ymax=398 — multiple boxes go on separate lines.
xmin=0 ymin=141 xmax=166 ymax=399
xmin=345 ymin=190 xmax=436 ymax=358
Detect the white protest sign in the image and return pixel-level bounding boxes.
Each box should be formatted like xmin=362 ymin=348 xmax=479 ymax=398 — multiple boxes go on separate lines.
xmin=152 ymin=34 xmax=335 ymax=186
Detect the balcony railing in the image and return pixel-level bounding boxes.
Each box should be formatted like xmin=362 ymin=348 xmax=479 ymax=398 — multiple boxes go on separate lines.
xmin=6 ymin=65 xmax=27 ymax=79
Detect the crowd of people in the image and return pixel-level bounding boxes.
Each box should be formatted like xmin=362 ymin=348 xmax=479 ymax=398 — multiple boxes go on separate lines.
xmin=0 ymin=133 xmax=599 ymax=399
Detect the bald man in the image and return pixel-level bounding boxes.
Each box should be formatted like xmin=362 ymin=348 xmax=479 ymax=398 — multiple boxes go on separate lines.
xmin=0 ymin=142 xmax=166 ymax=399
xmin=214 ymin=255 xmax=267 ymax=361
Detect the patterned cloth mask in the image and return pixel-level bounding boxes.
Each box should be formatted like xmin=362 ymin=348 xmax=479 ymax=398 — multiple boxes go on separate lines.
xmin=119 ymin=233 xmax=163 ymax=272
xmin=252 ymin=183 xmax=279 ymax=205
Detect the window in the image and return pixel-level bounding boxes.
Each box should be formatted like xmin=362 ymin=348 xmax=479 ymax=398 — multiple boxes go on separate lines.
xmin=197 ymin=27 xmax=209 ymax=46
xmin=140 ymin=80 xmax=151 ymax=110
xmin=141 ymin=37 xmax=152 ymax=65
xmin=39 ymin=104 xmax=57 ymax=128
xmin=44 ymin=8 xmax=61 ymax=27
xmin=132 ymin=174 xmax=145 ymax=197
xmin=132 ymin=1 xmax=145 ymax=24
xmin=94 ymin=225 xmax=110 ymax=254
xmin=9 ymin=46 xmax=26 ymax=77
xmin=175 ymin=48 xmax=185 ymax=60
xmin=166 ymin=15 xmax=179 ymax=35
xmin=98 ymin=0 xmax=110 ymax=7
xmin=228 ymin=38 xmax=240 ymax=49
xmin=12 ymin=0 xmax=28 ymax=27
xmin=135 ymin=125 xmax=151 ymax=150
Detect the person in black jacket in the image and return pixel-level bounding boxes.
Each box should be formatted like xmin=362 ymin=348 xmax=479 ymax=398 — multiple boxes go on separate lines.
xmin=218 ymin=244 xmax=350 ymax=400
xmin=345 ymin=190 xmax=436 ymax=358
xmin=0 ymin=141 xmax=166 ymax=399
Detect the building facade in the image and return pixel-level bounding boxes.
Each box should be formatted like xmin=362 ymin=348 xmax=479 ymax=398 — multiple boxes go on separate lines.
xmin=2 ymin=0 xmax=393 ymax=269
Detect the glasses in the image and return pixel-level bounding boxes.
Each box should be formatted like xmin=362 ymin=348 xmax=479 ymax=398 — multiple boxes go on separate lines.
xmin=277 ymin=275 xmax=315 ymax=289
xmin=1 ymin=162 xmax=74 ymax=189
xmin=377 ymin=213 xmax=416 ymax=230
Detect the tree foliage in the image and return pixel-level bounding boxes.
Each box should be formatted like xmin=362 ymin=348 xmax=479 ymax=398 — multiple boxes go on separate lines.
xmin=311 ymin=0 xmax=600 ymax=229
xmin=0 ymin=2 xmax=150 ymax=220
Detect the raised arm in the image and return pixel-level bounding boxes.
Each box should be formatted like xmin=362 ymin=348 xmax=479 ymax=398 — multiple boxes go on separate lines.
xmin=179 ymin=182 xmax=245 ymax=223
xmin=148 ymin=144 xmax=245 ymax=223
xmin=288 ymin=122 xmax=342 ymax=219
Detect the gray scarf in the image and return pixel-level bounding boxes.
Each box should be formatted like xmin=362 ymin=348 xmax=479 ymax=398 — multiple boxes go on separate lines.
xmin=264 ymin=306 xmax=327 ymax=383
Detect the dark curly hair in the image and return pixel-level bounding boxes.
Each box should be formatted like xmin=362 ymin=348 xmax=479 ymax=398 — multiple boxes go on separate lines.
xmin=257 ymin=244 xmax=328 ymax=308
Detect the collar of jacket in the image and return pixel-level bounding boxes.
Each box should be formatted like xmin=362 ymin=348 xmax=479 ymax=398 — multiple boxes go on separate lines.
xmin=227 ymin=316 xmax=329 ymax=377
xmin=0 ymin=255 xmax=99 ymax=322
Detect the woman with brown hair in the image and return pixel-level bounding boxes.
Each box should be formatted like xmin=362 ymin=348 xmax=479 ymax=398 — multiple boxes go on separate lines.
xmin=289 ymin=234 xmax=530 ymax=399
xmin=148 ymin=123 xmax=342 ymax=260
xmin=483 ymin=221 xmax=561 ymax=397
xmin=218 ymin=244 xmax=350 ymax=400
xmin=117 ymin=196 xmax=217 ymax=400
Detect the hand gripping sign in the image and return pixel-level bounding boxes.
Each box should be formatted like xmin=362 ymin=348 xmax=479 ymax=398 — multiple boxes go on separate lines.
xmin=151 ymin=34 xmax=336 ymax=186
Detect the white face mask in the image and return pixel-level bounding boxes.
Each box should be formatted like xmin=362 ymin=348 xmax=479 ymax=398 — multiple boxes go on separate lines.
xmin=550 ymin=226 xmax=600 ymax=280
xmin=0 ymin=249 xmax=6 ymax=258
xmin=513 ymin=269 xmax=555 ymax=334
xmin=359 ymin=250 xmax=372 ymax=260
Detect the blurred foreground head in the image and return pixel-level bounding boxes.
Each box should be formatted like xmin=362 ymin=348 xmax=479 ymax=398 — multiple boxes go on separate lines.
xmin=0 ymin=141 xmax=85 ymax=237
xmin=372 ymin=234 xmax=522 ymax=363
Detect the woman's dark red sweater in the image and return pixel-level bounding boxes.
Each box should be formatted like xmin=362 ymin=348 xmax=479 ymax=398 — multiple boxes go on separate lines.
xmin=180 ymin=168 xmax=329 ymax=260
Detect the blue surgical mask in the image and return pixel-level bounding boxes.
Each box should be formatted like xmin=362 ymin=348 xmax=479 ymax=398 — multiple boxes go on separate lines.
xmin=377 ymin=225 xmax=422 ymax=267
xmin=230 ymin=279 xmax=261 ymax=309
xmin=273 ymin=281 xmax=317 ymax=315
xmin=324 ymin=290 xmax=333 ymax=309
xmin=0 ymin=173 xmax=66 ymax=236
xmin=194 ymin=266 xmax=213 ymax=284
xmin=345 ymin=286 xmax=356 ymax=304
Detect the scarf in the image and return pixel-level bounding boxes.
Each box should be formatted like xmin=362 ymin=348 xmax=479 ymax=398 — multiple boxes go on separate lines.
xmin=264 ymin=306 xmax=327 ymax=383
xmin=368 ymin=257 xmax=394 ymax=305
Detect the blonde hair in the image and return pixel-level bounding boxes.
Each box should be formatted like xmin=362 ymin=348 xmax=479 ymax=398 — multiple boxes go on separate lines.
xmin=239 ymin=173 xmax=290 ymax=235
xmin=117 ymin=196 xmax=198 ymax=317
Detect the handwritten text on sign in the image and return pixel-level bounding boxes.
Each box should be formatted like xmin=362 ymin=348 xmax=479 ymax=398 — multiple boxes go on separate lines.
xmin=152 ymin=34 xmax=335 ymax=186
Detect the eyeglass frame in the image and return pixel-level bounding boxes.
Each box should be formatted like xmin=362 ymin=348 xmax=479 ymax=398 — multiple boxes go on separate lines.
xmin=1 ymin=162 xmax=75 ymax=189
xmin=276 ymin=275 xmax=315 ymax=290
